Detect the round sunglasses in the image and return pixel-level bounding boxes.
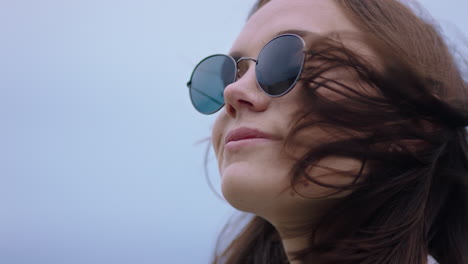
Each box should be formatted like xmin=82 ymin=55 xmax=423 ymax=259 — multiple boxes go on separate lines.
xmin=187 ymin=34 xmax=306 ymax=114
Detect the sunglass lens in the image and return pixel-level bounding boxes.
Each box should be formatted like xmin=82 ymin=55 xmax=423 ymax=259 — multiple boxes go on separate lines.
xmin=256 ymin=35 xmax=305 ymax=96
xmin=189 ymin=55 xmax=236 ymax=114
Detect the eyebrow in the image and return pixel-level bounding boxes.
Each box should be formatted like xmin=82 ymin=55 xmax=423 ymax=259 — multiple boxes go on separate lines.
xmin=228 ymin=29 xmax=313 ymax=59
xmin=276 ymin=29 xmax=312 ymax=38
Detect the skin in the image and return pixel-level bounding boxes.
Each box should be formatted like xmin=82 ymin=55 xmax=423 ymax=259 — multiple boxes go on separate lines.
xmin=211 ymin=0 xmax=363 ymax=262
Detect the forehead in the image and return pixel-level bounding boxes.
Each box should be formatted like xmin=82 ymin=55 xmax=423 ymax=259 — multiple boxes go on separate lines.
xmin=229 ymin=0 xmax=359 ymax=56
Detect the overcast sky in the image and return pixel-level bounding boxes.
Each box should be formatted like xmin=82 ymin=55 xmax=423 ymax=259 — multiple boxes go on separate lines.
xmin=0 ymin=0 xmax=467 ymax=263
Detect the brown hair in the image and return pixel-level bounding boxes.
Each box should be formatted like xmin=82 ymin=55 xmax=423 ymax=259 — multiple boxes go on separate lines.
xmin=212 ymin=1 xmax=468 ymax=263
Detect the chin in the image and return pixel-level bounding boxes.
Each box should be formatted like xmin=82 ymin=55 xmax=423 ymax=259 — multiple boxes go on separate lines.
xmin=220 ymin=162 xmax=257 ymax=212
xmin=220 ymin=161 xmax=292 ymax=215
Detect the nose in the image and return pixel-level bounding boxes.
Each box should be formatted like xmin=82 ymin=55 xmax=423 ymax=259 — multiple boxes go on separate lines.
xmin=223 ymin=63 xmax=271 ymax=118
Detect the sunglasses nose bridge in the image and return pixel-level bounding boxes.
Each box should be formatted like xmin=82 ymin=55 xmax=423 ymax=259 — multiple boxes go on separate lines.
xmin=236 ymin=57 xmax=257 ymax=66
xmin=234 ymin=57 xmax=258 ymax=83
xmin=229 ymin=56 xmax=256 ymax=87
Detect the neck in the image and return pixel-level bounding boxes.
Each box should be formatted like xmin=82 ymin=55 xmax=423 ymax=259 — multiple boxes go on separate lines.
xmin=273 ymin=220 xmax=323 ymax=264
xmin=268 ymin=200 xmax=341 ymax=264
xmin=260 ymin=192 xmax=343 ymax=264
xmin=281 ymin=236 xmax=309 ymax=264
xmin=280 ymin=232 xmax=328 ymax=264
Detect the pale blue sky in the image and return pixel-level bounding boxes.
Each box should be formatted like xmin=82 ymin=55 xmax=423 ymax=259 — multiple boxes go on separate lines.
xmin=0 ymin=0 xmax=466 ymax=263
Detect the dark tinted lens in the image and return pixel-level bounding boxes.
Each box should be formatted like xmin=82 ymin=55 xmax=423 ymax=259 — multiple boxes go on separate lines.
xmin=256 ymin=35 xmax=305 ymax=96
xmin=189 ymin=55 xmax=236 ymax=114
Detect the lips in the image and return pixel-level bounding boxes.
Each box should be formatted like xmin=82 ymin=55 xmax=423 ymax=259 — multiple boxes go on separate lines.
xmin=224 ymin=127 xmax=276 ymax=145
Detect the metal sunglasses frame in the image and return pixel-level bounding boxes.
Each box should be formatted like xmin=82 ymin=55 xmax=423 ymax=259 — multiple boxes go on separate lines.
xmin=187 ymin=33 xmax=306 ymax=114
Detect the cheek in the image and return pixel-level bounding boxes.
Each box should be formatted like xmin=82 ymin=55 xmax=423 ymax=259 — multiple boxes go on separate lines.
xmin=211 ymin=113 xmax=228 ymax=157
xmin=284 ymin=126 xmax=363 ymax=198
xmin=294 ymin=156 xmax=363 ymax=199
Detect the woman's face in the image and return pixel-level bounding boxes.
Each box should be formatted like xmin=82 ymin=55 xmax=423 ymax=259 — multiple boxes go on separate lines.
xmin=212 ymin=0 xmax=360 ymax=222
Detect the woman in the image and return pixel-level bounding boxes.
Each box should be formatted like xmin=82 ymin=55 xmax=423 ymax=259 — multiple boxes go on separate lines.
xmin=187 ymin=0 xmax=468 ymax=263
